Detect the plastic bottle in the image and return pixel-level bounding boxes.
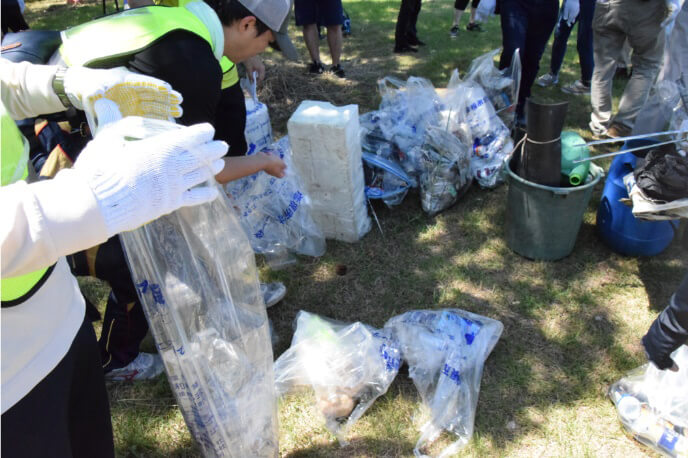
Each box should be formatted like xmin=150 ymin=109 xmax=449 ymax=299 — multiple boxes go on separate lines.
xmin=560 ymin=131 xmax=590 ymax=186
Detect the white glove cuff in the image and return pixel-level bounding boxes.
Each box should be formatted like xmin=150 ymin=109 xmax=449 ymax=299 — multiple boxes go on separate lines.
xmin=84 ymin=169 xmax=138 ymax=236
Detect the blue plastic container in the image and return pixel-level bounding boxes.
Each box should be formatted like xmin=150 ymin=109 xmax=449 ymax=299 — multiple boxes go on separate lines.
xmin=596 ymin=139 xmax=677 ymax=256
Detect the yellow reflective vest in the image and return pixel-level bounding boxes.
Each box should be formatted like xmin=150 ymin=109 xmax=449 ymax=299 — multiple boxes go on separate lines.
xmin=1 ymin=104 xmax=52 ymax=305
xmin=58 ymin=4 xmax=238 ymax=87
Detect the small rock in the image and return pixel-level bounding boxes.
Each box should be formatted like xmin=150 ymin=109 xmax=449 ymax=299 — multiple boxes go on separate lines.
xmin=594 ymin=315 xmax=603 ymax=322
xmin=506 ymin=420 xmax=517 ymax=431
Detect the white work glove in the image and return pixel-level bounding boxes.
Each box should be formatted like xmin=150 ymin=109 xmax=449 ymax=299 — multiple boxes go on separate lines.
xmin=562 ymin=0 xmax=580 ymax=26
xmin=62 ymin=66 xmax=183 ymax=131
xmin=73 ymin=115 xmax=227 ymax=236
xmin=661 ymin=0 xmax=682 ymax=27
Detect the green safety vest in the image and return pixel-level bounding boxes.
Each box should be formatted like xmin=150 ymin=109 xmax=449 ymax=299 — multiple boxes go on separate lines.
xmin=1 ymin=104 xmax=53 ymax=305
xmin=59 ymin=5 xmax=238 ymax=87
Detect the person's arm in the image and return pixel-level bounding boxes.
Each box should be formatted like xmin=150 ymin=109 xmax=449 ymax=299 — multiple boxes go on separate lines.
xmin=0 ymin=59 xmax=66 ymax=119
xmin=214 ymin=151 xmax=286 ymax=184
xmin=642 ymin=272 xmax=688 ymax=371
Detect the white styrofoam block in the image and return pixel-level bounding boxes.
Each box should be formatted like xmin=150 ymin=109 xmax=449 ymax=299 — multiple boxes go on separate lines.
xmin=287 ymin=101 xmax=371 ymax=242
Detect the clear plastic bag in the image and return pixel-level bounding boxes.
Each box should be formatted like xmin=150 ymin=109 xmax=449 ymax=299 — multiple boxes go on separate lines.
xmin=464 ymin=48 xmax=521 ymax=129
xmin=274 ymin=311 xmax=402 ymax=443
xmin=609 ymin=346 xmax=688 ymax=457
xmin=226 ymin=136 xmax=326 ymax=269
xmin=417 ymin=126 xmax=472 ymax=216
xmin=120 ymin=165 xmax=278 ymax=456
xmin=384 ymin=309 xmax=504 ymax=458
xmin=362 ymin=151 xmax=417 ymax=207
xmin=241 ymin=73 xmax=273 ymax=155
xmin=441 ymin=76 xmax=514 ymax=188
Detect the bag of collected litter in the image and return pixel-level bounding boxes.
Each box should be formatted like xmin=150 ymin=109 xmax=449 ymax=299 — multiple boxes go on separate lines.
xmin=417 ymin=126 xmax=472 ymax=216
xmin=242 ymin=72 xmax=272 ymax=155
xmin=609 ymin=346 xmax=688 ymax=457
xmin=464 ymin=48 xmax=521 ymax=129
xmin=274 ymin=311 xmax=402 ymax=443
xmin=441 ymin=76 xmax=514 ymax=188
xmin=226 ymin=136 xmax=326 ymax=269
xmin=385 ymin=309 xmax=503 ymax=458
xmin=119 ymin=125 xmax=278 ymax=457
xmin=362 ymin=151 xmax=417 ymax=207
xmin=376 ymin=76 xmax=444 ymax=154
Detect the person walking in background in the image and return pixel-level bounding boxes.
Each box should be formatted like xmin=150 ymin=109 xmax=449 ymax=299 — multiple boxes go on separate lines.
xmin=394 ymin=0 xmax=423 ymax=53
xmin=536 ymin=0 xmax=595 ymax=95
xmin=589 ymin=0 xmax=670 ymax=139
xmin=295 ymin=0 xmax=345 ymax=77
xmin=450 ymin=0 xmax=482 ymax=38
xmin=498 ymin=0 xmax=562 ymax=124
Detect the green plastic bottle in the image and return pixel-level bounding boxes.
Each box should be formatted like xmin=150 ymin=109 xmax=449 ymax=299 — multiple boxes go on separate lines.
xmin=561 ymin=131 xmax=590 ymax=186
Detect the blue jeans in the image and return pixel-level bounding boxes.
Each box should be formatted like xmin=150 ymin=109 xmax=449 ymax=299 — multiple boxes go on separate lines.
xmin=499 ymin=0 xmax=559 ymax=118
xmin=549 ymin=0 xmax=596 ymax=84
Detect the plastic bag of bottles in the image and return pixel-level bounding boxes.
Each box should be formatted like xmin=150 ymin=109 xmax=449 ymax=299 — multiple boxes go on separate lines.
xmin=362 ymin=151 xmax=417 ymax=207
xmin=376 ymin=76 xmax=444 ymax=155
xmin=119 ymin=124 xmax=278 ymax=456
xmin=226 ymin=136 xmax=326 ymax=269
xmin=464 ymin=48 xmax=521 ymax=129
xmin=384 ymin=309 xmax=503 ymax=458
xmin=274 ymin=311 xmax=402 ymax=444
xmin=609 ymin=346 xmax=688 ymax=457
xmin=417 ymin=126 xmax=472 ymax=216
xmin=441 ymin=76 xmax=514 ymax=188
xmin=241 ymin=72 xmax=273 ymax=155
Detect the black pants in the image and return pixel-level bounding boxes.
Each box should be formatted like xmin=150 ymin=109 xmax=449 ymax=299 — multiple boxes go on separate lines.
xmin=69 ymin=236 xmax=149 ymax=372
xmin=1 ymin=314 xmax=114 ymax=457
xmin=1 ymin=1 xmax=29 ymax=35
xmin=455 ymin=0 xmax=479 ymax=10
xmin=395 ymin=0 xmax=422 ymax=48
xmin=498 ymin=0 xmax=559 ymax=118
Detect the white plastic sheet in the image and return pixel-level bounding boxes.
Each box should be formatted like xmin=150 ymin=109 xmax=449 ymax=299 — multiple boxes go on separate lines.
xmin=120 ymin=147 xmax=278 ymax=456
xmin=609 ymin=346 xmax=688 ymax=457
xmin=385 ymin=309 xmax=503 ymax=457
xmin=274 ymin=311 xmax=402 ymax=443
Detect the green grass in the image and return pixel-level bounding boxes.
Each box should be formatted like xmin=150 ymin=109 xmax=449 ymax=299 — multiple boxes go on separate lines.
xmin=23 ymin=0 xmax=685 ymax=456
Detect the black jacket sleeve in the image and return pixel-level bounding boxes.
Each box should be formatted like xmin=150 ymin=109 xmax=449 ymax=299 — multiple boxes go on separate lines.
xmin=642 ymin=272 xmax=688 ymax=369
xmin=126 ymin=30 xmax=222 ymax=130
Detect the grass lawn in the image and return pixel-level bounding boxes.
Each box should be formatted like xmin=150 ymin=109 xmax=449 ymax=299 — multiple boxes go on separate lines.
xmin=22 ymin=0 xmax=686 ymax=456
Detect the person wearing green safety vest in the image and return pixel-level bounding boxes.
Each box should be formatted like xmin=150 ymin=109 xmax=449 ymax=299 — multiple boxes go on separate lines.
xmin=1 ymin=58 xmax=229 ymax=456
xmin=44 ymin=0 xmax=296 ymax=382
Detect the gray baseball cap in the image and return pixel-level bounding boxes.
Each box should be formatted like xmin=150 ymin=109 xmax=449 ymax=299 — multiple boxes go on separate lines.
xmin=238 ymin=0 xmax=299 ymax=61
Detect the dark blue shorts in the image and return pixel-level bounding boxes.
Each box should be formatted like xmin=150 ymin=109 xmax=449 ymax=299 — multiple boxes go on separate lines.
xmin=294 ymin=0 xmax=343 ymax=26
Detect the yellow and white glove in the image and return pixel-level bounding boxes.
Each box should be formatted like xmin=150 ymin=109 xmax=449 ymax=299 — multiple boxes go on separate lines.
xmin=62 ymin=66 xmax=183 ymax=132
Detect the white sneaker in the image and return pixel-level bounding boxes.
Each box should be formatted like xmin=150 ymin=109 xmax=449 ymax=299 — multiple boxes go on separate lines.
xmin=536 ymin=73 xmax=558 ymax=87
xmin=105 ymin=353 xmax=164 ymax=382
xmin=260 ymin=282 xmax=286 ymax=308
xmin=561 ymin=80 xmax=591 ymax=95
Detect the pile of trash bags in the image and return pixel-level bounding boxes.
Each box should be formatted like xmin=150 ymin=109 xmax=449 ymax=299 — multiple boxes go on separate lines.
xmin=226 ymin=137 xmax=326 ymax=269
xmin=360 ymin=49 xmax=520 ymax=215
xmin=274 ymin=309 xmax=503 ymax=457
xmin=609 ymin=346 xmax=688 ymax=457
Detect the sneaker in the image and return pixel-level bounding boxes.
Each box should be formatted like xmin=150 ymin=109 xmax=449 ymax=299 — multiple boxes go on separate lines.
xmin=536 ymin=73 xmax=559 ymax=87
xmin=561 ymin=80 xmax=590 ymax=95
xmin=261 ymin=281 xmax=286 ymax=308
xmin=466 ymin=22 xmax=483 ymax=32
xmin=449 ymin=25 xmax=459 ymax=38
xmin=329 ymin=64 xmax=345 ymax=78
xmin=105 ymin=353 xmax=164 ymax=382
xmin=605 ymin=123 xmax=631 ymax=140
xmin=308 ymin=61 xmax=324 ymax=74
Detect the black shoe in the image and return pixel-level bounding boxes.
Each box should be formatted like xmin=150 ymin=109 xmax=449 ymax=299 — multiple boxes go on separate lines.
xmin=308 ymin=61 xmax=324 ymax=74
xmin=466 ymin=22 xmax=483 ymax=32
xmin=329 ymin=64 xmax=345 ymax=78
xmin=407 ymin=36 xmax=425 ymax=46
xmin=449 ymin=25 xmax=459 ymax=38
xmin=393 ymin=45 xmax=418 ymax=53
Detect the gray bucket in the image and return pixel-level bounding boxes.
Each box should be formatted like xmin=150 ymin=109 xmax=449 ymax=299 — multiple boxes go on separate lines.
xmin=505 ymin=157 xmax=603 ymax=261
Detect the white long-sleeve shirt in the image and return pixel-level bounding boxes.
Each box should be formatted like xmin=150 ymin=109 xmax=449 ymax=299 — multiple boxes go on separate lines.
xmin=1 ymin=59 xmax=109 ymax=412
